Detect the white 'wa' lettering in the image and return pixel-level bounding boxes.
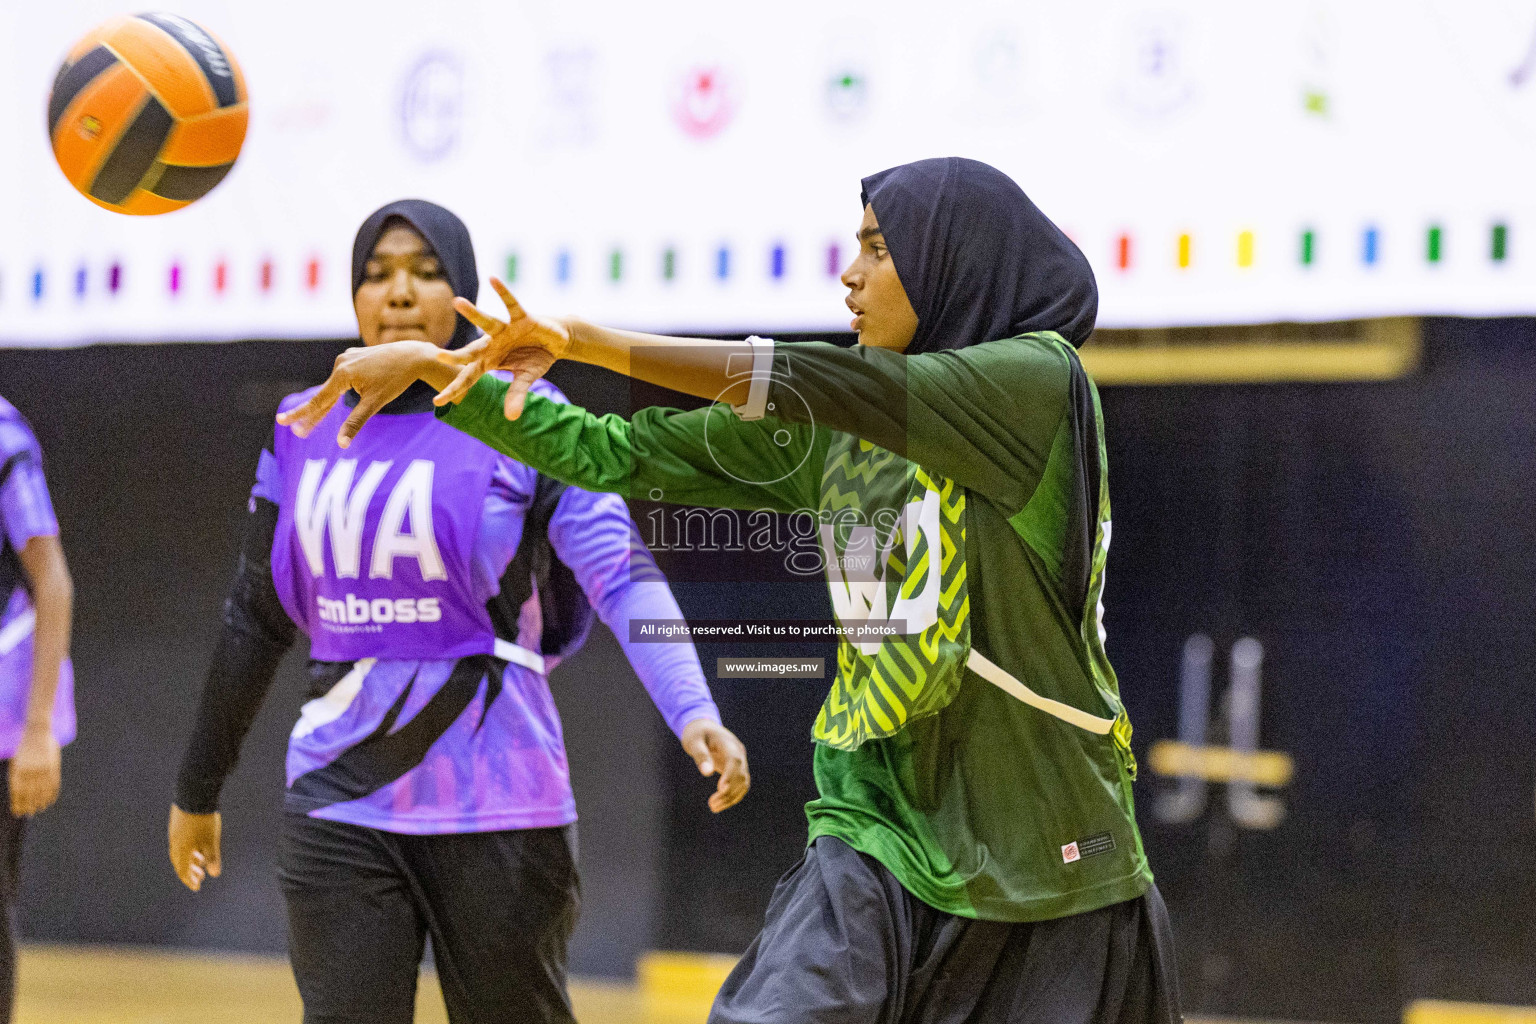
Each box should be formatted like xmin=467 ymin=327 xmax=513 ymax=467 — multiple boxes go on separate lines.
xmin=294 ymin=459 xmax=447 ymax=581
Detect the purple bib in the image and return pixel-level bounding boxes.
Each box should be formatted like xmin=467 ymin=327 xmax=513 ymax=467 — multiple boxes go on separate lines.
xmin=272 ymin=392 xmax=498 ymax=661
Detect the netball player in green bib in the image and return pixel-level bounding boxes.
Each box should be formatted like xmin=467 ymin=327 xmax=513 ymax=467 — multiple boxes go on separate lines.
xmin=282 ymin=158 xmax=1182 ymax=1023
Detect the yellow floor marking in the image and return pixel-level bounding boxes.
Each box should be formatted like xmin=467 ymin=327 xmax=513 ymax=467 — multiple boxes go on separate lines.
xmin=1405 ymin=1001 xmax=1536 ymax=1024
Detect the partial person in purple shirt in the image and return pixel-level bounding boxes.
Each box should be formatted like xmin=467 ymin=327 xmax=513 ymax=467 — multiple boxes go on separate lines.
xmin=0 ymin=395 xmax=75 ymax=1024
xmin=166 ymin=200 xmax=748 ymax=1024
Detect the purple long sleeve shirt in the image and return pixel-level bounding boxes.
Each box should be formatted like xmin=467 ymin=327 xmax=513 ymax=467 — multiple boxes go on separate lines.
xmin=258 ymin=380 xmax=717 ymax=834
xmin=0 ymin=396 xmax=76 ymax=760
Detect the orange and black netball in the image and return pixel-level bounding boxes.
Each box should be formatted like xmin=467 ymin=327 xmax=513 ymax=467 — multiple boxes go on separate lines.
xmin=47 ymin=13 xmax=248 ymax=215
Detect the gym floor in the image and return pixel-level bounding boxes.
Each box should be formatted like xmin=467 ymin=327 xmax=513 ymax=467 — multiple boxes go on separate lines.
xmin=17 ymin=944 xmax=1532 ymax=1024
xmin=10 ymin=944 xmax=1334 ymax=1024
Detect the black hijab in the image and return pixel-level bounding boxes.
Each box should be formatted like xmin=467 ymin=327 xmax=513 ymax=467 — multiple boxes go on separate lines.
xmin=348 ymin=200 xmax=596 ymax=654
xmin=860 ymin=157 xmax=1098 ymax=353
xmin=863 ymin=158 xmax=1103 ymax=618
xmin=351 ymin=198 xmax=481 ymax=351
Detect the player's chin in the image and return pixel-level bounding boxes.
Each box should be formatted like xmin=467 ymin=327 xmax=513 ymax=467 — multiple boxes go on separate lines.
xmin=374 ymin=327 xmax=428 ymax=346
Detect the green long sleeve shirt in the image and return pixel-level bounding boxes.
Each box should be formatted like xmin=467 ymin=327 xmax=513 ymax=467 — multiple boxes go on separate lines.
xmin=440 ymin=333 xmax=1152 ymax=922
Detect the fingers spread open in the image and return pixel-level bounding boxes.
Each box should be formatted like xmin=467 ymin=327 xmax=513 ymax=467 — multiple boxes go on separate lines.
xmin=435 ymin=360 xmax=486 ymax=406
xmin=338 ymin=391 xmax=387 ymax=449
xmin=436 ymin=343 xmax=481 ymax=368
xmin=277 ymin=375 xmax=348 ymax=438
xmin=490 ymin=277 xmax=527 ymax=322
xmin=454 ymin=297 xmax=504 ymax=336
xmin=504 ymin=368 xmax=543 ymax=421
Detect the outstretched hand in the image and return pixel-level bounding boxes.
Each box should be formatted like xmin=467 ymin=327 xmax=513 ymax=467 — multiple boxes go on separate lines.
xmin=439 ymin=278 xmax=572 ymax=420
xmin=276 ymin=340 xmax=449 ymax=448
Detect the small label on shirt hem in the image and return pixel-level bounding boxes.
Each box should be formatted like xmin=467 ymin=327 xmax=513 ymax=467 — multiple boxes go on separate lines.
xmin=1062 ymin=832 xmax=1116 ymax=864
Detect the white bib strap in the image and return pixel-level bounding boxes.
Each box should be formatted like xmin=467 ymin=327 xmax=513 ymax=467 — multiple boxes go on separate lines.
xmin=966 ymin=648 xmax=1117 ymax=735
xmin=494 ymin=638 xmax=547 ymax=675
xmin=292 ymin=657 xmax=374 ymax=740
xmin=0 ymin=609 xmax=36 ymax=659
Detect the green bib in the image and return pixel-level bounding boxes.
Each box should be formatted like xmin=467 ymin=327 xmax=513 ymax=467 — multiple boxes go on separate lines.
xmin=812 ymin=435 xmax=971 ymax=750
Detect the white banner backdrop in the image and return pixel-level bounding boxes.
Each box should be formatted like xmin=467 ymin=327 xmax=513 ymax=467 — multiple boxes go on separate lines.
xmin=2 ymin=0 xmax=1535 ymax=346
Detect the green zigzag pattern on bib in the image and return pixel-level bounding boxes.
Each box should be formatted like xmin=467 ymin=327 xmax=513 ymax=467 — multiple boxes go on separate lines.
xmin=813 ymin=437 xmax=971 ymax=751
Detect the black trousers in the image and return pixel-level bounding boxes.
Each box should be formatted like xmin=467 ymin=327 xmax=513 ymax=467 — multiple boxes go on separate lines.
xmin=0 ymin=765 xmax=22 ymax=1024
xmin=278 ymin=813 xmax=580 ymax=1024
xmin=710 ymin=836 xmax=1183 ymax=1024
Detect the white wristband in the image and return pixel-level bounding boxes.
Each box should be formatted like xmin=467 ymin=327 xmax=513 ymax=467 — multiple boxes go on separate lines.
xmin=731 ymin=335 xmax=775 ymax=421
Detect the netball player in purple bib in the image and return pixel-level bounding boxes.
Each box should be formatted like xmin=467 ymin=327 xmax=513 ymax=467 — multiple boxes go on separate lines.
xmin=0 ymin=396 xmax=75 ymax=1023
xmin=167 ymin=200 xmax=748 ymax=1024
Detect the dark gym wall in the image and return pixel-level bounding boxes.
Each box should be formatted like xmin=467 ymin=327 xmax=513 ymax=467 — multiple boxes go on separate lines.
xmin=2 ymin=319 xmax=1534 ymax=1021
xmin=0 ymin=341 xmax=674 ymax=977
xmin=645 ymin=319 xmax=1536 ymax=1024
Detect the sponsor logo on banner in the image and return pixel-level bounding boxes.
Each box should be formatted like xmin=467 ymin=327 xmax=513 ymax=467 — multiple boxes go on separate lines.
xmin=825 ymin=67 xmax=868 ymax=121
xmin=673 ymin=64 xmax=735 ymax=139
xmin=973 ymin=28 xmax=1030 ymax=112
xmin=400 ymin=52 xmax=464 ymax=161
xmin=539 ymin=48 xmax=599 ymax=148
xmin=1113 ymin=13 xmax=1199 ymax=120
xmin=1425 ymin=0 xmax=1536 ymax=138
